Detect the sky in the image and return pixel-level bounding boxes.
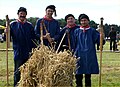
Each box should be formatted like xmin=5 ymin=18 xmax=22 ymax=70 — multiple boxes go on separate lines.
xmin=0 ymin=0 xmax=120 ymax=25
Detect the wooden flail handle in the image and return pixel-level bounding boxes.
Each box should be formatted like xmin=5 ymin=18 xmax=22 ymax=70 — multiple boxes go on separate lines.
xmin=41 ymin=20 xmax=53 ymax=48
xmin=56 ymin=32 xmax=66 ymax=53
xmin=6 ymin=15 xmax=10 ymax=48
xmin=40 ymin=22 xmax=43 ymax=46
xmin=100 ymin=17 xmax=104 ymax=51
xmin=99 ymin=17 xmax=104 ymax=87
xmin=66 ymin=29 xmax=71 ymax=50
xmin=5 ymin=15 xmax=10 ymax=87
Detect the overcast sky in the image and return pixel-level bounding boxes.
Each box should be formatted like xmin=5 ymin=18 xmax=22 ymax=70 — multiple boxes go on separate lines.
xmin=0 ymin=0 xmax=120 ymax=25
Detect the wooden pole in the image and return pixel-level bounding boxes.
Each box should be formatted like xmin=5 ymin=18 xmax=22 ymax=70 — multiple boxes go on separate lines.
xmin=66 ymin=29 xmax=71 ymax=50
xmin=56 ymin=32 xmax=66 ymax=53
xmin=5 ymin=15 xmax=10 ymax=87
xmin=99 ymin=17 xmax=104 ymax=87
xmin=6 ymin=15 xmax=10 ymax=48
xmin=41 ymin=20 xmax=53 ymax=48
xmin=40 ymin=22 xmax=43 ymax=46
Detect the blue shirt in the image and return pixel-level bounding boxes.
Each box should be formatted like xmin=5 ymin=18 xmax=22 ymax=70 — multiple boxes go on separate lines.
xmin=10 ymin=20 xmax=35 ymax=60
xmin=58 ymin=25 xmax=79 ymax=52
xmin=34 ymin=18 xmax=60 ymax=47
xmin=74 ymin=27 xmax=100 ymax=74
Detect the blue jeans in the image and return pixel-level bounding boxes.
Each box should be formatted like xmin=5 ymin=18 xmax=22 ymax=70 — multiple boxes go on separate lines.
xmin=14 ymin=59 xmax=28 ymax=87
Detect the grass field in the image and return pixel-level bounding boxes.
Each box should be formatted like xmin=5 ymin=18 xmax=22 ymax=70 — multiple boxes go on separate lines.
xmin=0 ymin=41 xmax=120 ymax=87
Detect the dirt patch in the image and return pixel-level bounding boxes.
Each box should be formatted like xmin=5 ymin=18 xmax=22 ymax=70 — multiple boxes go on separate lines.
xmin=102 ymin=65 xmax=120 ymax=72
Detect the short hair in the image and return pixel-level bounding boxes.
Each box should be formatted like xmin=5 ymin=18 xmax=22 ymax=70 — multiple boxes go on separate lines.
xmin=78 ymin=13 xmax=90 ymax=22
xmin=65 ymin=14 xmax=75 ymax=22
xmin=17 ymin=7 xmax=27 ymax=15
xmin=46 ymin=5 xmax=57 ymax=16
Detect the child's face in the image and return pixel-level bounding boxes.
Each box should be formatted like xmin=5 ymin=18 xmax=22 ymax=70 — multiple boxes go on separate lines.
xmin=80 ymin=18 xmax=89 ymax=27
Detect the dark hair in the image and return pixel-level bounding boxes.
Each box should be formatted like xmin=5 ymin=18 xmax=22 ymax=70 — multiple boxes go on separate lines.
xmin=78 ymin=13 xmax=90 ymax=22
xmin=65 ymin=14 xmax=75 ymax=22
xmin=17 ymin=7 xmax=27 ymax=15
xmin=46 ymin=5 xmax=57 ymax=16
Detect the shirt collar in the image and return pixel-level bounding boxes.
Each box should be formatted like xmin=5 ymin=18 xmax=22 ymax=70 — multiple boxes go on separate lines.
xmin=43 ymin=15 xmax=53 ymax=21
xmin=80 ymin=26 xmax=90 ymax=32
xmin=17 ymin=19 xmax=26 ymax=24
xmin=66 ymin=24 xmax=77 ymax=28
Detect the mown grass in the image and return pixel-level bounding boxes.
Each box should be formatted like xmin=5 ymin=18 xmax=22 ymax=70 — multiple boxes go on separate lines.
xmin=0 ymin=42 xmax=13 ymax=87
xmin=0 ymin=52 xmax=14 ymax=87
xmin=0 ymin=41 xmax=120 ymax=87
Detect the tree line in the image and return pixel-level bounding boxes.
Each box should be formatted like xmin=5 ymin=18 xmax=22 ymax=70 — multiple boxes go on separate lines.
xmin=0 ymin=17 xmax=120 ymax=37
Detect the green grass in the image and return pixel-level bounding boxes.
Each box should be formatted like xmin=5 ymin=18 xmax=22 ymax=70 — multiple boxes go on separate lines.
xmin=0 ymin=52 xmax=14 ymax=87
xmin=0 ymin=41 xmax=120 ymax=87
xmin=94 ymin=52 xmax=120 ymax=87
xmin=0 ymin=42 xmax=13 ymax=87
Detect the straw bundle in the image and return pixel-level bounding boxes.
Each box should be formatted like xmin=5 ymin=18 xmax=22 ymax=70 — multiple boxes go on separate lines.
xmin=18 ymin=45 xmax=77 ymax=87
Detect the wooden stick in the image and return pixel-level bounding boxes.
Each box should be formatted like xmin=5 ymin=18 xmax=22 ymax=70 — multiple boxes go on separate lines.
xmin=6 ymin=15 xmax=10 ymax=48
xmin=5 ymin=15 xmax=10 ymax=87
xmin=99 ymin=17 xmax=104 ymax=87
xmin=66 ymin=29 xmax=71 ymax=50
xmin=41 ymin=20 xmax=48 ymax=34
xmin=41 ymin=20 xmax=53 ymax=48
xmin=40 ymin=22 xmax=43 ymax=46
xmin=56 ymin=32 xmax=66 ymax=53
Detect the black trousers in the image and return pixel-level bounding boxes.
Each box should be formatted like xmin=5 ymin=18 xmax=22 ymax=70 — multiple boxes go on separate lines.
xmin=97 ymin=43 xmax=99 ymax=50
xmin=110 ymin=39 xmax=116 ymax=51
xmin=14 ymin=59 xmax=28 ymax=87
xmin=75 ymin=74 xmax=91 ymax=87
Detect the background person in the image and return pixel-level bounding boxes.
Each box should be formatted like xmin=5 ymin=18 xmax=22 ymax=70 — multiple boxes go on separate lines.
xmin=108 ymin=26 xmax=116 ymax=51
xmin=115 ymin=31 xmax=120 ymax=51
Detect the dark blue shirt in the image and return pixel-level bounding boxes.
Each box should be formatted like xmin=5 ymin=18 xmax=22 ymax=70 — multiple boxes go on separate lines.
xmin=74 ymin=27 xmax=100 ymax=74
xmin=10 ymin=20 xmax=35 ymax=60
xmin=34 ymin=18 xmax=60 ymax=46
xmin=58 ymin=25 xmax=79 ymax=52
